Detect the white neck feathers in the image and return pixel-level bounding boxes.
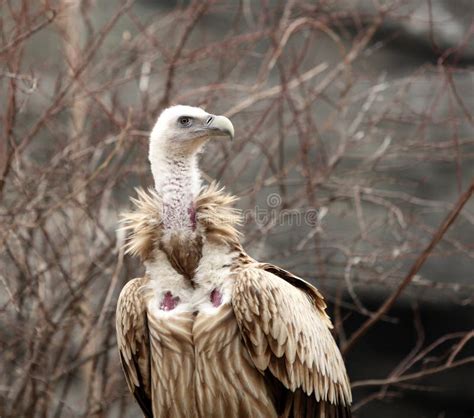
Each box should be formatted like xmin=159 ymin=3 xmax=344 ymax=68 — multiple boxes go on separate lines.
xmin=149 ymin=150 xmax=201 ymax=231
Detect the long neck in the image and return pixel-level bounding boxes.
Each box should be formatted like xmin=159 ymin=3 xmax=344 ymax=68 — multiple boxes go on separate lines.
xmin=151 ymin=152 xmax=201 ymax=231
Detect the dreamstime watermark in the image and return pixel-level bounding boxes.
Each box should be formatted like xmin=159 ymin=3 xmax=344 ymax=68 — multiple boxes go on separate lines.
xmin=241 ymin=193 xmax=325 ymax=227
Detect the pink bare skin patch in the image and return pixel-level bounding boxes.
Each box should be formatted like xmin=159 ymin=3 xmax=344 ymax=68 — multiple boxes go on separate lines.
xmin=210 ymin=289 xmax=223 ymax=307
xmin=160 ymin=291 xmax=180 ymax=311
xmin=188 ymin=205 xmax=197 ymax=231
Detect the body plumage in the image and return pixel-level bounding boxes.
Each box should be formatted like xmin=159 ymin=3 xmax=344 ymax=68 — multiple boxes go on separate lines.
xmin=116 ymin=106 xmax=352 ymax=418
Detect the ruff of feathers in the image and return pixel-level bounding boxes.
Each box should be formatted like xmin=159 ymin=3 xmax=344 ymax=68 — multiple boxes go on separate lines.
xmin=120 ymin=182 xmax=242 ymax=261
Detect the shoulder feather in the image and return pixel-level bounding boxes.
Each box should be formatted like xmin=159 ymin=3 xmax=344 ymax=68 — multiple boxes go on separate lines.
xmin=120 ymin=188 xmax=162 ymax=260
xmin=195 ymin=181 xmax=242 ymax=245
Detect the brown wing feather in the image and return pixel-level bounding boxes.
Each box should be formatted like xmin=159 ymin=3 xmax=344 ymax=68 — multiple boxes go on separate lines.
xmin=232 ymin=264 xmax=352 ymax=417
xmin=116 ymin=277 xmax=153 ymax=418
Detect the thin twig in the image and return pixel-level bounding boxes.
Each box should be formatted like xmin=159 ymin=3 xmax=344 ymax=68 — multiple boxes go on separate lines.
xmin=342 ymin=180 xmax=474 ymax=355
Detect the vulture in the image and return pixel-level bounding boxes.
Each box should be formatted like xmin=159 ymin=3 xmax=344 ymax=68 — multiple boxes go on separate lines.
xmin=116 ymin=105 xmax=352 ymax=418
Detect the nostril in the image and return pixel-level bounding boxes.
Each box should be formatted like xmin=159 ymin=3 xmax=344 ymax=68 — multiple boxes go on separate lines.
xmin=205 ymin=116 xmax=214 ymax=126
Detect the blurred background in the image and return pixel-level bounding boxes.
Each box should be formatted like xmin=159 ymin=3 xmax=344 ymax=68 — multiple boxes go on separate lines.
xmin=1 ymin=0 xmax=473 ymax=417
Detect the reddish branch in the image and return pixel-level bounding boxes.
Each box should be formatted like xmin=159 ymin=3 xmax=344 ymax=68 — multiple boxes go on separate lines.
xmin=0 ymin=9 xmax=57 ymax=56
xmin=351 ymin=355 xmax=474 ymax=388
xmin=342 ymin=180 xmax=474 ymax=355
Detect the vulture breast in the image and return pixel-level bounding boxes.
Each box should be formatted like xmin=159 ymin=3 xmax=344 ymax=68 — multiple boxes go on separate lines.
xmin=143 ymin=241 xmax=277 ymax=418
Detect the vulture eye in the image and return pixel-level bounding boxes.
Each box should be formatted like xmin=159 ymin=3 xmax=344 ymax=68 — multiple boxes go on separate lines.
xmin=178 ymin=116 xmax=192 ymax=127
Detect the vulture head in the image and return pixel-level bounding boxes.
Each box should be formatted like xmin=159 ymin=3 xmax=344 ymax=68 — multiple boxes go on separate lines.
xmin=148 ymin=105 xmax=234 ymax=221
xmin=149 ymin=105 xmax=234 ymax=157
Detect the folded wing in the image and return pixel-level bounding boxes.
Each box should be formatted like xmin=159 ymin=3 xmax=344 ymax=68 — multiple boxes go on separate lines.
xmin=116 ymin=278 xmax=153 ymax=418
xmin=232 ymin=264 xmax=352 ymax=418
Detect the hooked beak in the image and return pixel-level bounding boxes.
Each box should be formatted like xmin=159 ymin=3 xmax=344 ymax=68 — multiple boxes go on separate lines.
xmin=206 ymin=115 xmax=234 ymax=141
